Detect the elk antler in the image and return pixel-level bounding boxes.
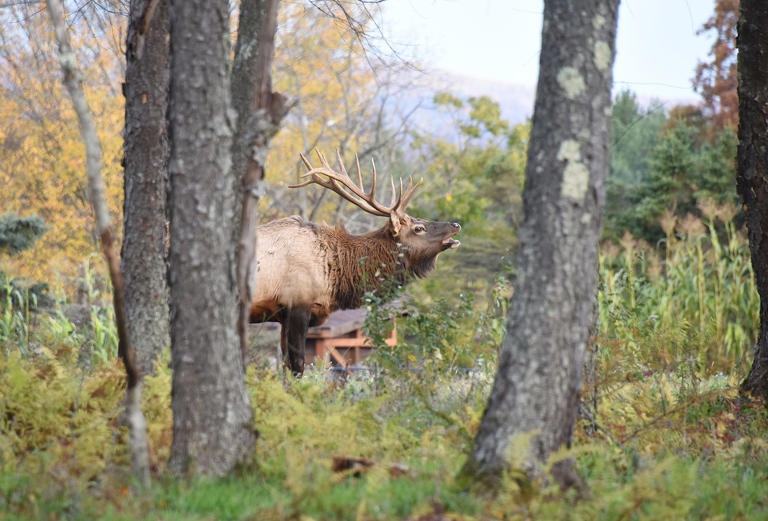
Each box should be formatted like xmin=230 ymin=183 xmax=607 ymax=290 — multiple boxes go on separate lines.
xmin=290 ymin=150 xmax=421 ymax=223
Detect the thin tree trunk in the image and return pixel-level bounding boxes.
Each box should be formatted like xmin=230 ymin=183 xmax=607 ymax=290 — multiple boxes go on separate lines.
xmin=167 ymin=0 xmax=255 ymax=476
xmin=737 ymin=0 xmax=768 ymax=400
xmin=231 ymin=0 xmax=290 ymax=363
xmin=463 ymin=0 xmax=619 ymax=489
xmin=122 ymin=0 xmax=170 ymax=376
xmin=45 ymin=0 xmax=150 ymax=485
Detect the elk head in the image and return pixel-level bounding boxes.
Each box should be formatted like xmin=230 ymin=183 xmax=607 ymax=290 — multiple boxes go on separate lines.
xmin=292 ymin=150 xmax=461 ymax=277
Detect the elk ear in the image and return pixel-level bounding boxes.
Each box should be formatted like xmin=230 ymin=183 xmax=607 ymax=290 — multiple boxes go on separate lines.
xmin=389 ymin=213 xmax=402 ymax=237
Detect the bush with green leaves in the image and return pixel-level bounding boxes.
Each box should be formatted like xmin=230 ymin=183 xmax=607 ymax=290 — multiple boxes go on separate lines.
xmin=0 ymin=213 xmax=51 ymax=310
xmin=0 ymin=213 xmax=47 ymax=256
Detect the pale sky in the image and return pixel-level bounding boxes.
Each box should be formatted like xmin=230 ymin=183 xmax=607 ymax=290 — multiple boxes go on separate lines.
xmin=381 ymin=0 xmax=715 ymax=104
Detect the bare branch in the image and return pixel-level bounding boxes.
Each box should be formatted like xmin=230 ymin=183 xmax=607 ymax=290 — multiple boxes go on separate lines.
xmin=308 ymin=0 xmax=421 ymax=74
xmin=0 ymin=0 xmax=42 ymax=7
xmin=45 ymin=0 xmax=149 ymax=486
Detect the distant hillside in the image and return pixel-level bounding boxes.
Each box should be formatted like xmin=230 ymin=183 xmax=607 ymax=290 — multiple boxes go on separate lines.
xmin=392 ymin=69 xmax=535 ymax=137
xmin=426 ymin=70 xmax=535 ymax=123
xmin=392 ymin=69 xmax=701 ymax=139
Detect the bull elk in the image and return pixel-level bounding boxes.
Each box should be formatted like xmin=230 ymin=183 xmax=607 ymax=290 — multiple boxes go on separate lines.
xmin=249 ymin=150 xmax=461 ymax=374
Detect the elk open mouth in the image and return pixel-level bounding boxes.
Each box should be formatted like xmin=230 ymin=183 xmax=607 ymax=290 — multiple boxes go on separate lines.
xmin=442 ymin=237 xmax=460 ymax=249
xmin=441 ymin=224 xmax=461 ymax=250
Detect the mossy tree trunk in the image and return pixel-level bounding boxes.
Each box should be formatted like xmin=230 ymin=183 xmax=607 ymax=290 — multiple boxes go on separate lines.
xmin=122 ymin=0 xmax=171 ymax=376
xmin=463 ymin=0 xmax=619 ymax=489
xmin=167 ymin=0 xmax=255 ymax=476
xmin=737 ymin=0 xmax=768 ymax=401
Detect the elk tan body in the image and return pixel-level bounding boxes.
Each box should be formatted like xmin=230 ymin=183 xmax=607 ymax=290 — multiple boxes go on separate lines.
xmin=249 ymin=151 xmax=461 ymax=374
xmin=249 ymin=216 xmax=333 ymax=323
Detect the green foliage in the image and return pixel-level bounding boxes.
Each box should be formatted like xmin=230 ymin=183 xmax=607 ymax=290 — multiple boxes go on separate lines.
xmin=604 ymin=91 xmax=667 ymax=239
xmin=0 ymin=214 xmax=50 ymax=312
xmin=0 ymin=213 xmax=47 ymax=256
xmin=0 ymin=272 xmax=50 ymax=311
xmin=403 ymin=93 xmax=525 ymax=307
xmin=0 ymin=349 xmax=127 ymax=486
xmin=604 ymin=91 xmax=740 ymax=243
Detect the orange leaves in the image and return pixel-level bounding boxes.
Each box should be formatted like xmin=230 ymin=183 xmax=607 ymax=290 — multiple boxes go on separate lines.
xmin=266 ymin=4 xmax=384 ymax=219
xmin=0 ymin=7 xmax=123 ymax=289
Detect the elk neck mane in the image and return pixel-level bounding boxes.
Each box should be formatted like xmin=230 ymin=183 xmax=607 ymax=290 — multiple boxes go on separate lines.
xmin=315 ymin=223 xmax=407 ymax=310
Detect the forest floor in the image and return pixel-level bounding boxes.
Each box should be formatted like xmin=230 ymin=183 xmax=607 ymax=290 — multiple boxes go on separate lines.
xmin=2 ymin=306 xmax=768 ymax=521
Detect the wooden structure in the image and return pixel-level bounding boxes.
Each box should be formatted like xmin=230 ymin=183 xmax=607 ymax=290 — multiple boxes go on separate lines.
xmin=306 ymin=307 xmax=400 ymax=368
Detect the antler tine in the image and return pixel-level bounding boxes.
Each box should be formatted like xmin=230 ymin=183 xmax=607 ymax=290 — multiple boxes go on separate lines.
xmin=389 ymin=177 xmax=403 ymax=211
xmin=299 ymin=152 xmax=312 ymax=170
xmin=369 ymin=157 xmax=377 ymax=201
xmin=290 ymin=149 xmax=392 ymax=217
xmin=289 ymin=176 xmax=320 ymax=189
xmin=354 ymin=154 xmax=364 ymax=191
xmin=397 ymin=176 xmax=422 ymax=214
xmin=317 ymin=149 xmax=331 ymax=170
xmin=335 ymin=149 xmax=350 ymax=179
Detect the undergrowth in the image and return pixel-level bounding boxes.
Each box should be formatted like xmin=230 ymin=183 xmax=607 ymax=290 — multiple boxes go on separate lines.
xmin=2 ymin=209 xmax=768 ymax=520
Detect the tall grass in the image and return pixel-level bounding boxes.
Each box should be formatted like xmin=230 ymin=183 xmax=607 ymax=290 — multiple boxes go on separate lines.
xmin=0 ymin=258 xmax=118 ymax=366
xmin=598 ymin=203 xmax=758 ymax=376
xmin=0 ymin=278 xmax=34 ymax=356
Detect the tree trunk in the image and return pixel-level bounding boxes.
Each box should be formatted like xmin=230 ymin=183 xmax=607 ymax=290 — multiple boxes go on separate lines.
xmin=231 ymin=0 xmax=289 ymax=363
xmin=167 ymin=0 xmax=255 ymax=476
xmin=122 ymin=0 xmax=171 ymax=376
xmin=463 ymin=0 xmax=619 ymax=488
xmin=737 ymin=0 xmax=768 ymax=400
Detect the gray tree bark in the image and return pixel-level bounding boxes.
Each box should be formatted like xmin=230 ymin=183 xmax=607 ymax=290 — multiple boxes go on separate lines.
xmin=122 ymin=0 xmax=171 ymax=376
xmin=231 ymin=0 xmax=289 ymax=362
xmin=737 ymin=0 xmax=768 ymax=401
xmin=45 ymin=0 xmax=150 ymax=485
xmin=463 ymin=0 xmax=619 ymax=488
xmin=167 ymin=0 xmax=255 ymax=476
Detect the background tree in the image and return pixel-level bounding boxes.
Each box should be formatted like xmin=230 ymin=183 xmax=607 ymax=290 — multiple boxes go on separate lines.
xmin=166 ymin=0 xmax=255 ymax=476
xmin=0 ymin=213 xmax=49 ymax=307
xmin=463 ymin=0 xmax=619 ymax=487
xmin=737 ymin=0 xmax=768 ymax=400
xmin=603 ymin=91 xmax=665 ymax=240
xmin=121 ymin=0 xmax=171 ymax=375
xmin=0 ymin=214 xmax=47 ymax=257
xmin=266 ymin=3 xmax=420 ymax=224
xmin=404 ymin=93 xmax=528 ymax=296
xmin=603 ymin=96 xmax=738 ymax=244
xmin=693 ymin=0 xmax=739 ymax=133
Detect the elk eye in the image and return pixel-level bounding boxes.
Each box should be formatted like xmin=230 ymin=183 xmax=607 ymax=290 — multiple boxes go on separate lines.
xmin=414 ymin=225 xmax=426 ymax=233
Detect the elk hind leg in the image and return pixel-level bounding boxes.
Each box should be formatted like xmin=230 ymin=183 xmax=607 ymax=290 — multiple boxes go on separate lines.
xmin=280 ymin=307 xmax=311 ymax=375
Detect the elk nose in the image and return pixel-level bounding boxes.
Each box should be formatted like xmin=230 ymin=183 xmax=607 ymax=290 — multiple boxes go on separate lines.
xmin=451 ymin=222 xmax=461 ymax=230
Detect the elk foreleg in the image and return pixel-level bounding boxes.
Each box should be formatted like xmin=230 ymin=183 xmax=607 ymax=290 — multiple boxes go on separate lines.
xmin=280 ymin=307 xmax=311 ymax=375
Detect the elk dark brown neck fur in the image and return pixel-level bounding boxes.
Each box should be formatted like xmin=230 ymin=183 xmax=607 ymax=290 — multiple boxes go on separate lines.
xmin=319 ymin=224 xmax=406 ymax=311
